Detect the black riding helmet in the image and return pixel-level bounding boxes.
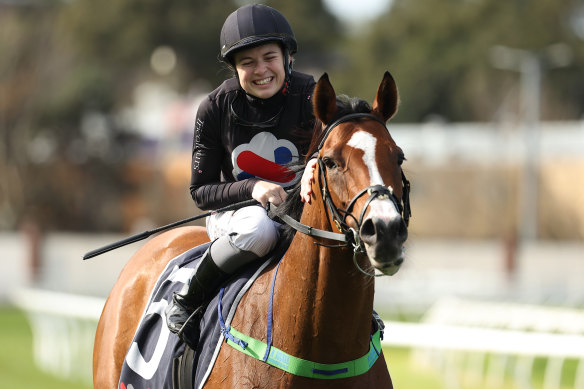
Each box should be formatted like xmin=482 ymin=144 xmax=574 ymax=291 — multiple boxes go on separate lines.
xmin=220 ymin=4 xmax=297 ymax=76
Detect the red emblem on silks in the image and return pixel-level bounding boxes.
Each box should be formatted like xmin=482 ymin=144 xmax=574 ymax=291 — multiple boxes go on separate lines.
xmin=232 ymin=133 xmax=299 ymax=187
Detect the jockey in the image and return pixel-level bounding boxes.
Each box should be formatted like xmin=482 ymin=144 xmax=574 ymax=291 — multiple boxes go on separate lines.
xmin=165 ymin=4 xmax=318 ymax=348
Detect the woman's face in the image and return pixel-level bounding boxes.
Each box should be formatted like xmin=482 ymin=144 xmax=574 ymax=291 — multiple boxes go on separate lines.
xmin=233 ymin=43 xmax=286 ymax=99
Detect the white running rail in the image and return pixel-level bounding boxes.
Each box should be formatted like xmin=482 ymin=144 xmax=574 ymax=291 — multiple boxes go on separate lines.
xmin=12 ymin=289 xmax=584 ymax=388
xmin=11 ymin=288 xmax=105 ymax=384
xmin=382 ymin=297 xmax=584 ymax=389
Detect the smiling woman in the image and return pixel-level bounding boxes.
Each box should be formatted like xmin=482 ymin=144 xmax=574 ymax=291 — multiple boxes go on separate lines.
xmin=162 ymin=3 xmax=320 ymax=351
xmin=233 ymin=43 xmax=287 ymax=99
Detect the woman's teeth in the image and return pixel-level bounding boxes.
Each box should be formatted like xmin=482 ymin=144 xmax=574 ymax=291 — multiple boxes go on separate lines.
xmin=255 ymin=77 xmax=272 ymax=85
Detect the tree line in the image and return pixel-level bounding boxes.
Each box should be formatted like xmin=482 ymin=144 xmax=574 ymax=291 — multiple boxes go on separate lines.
xmin=1 ymin=0 xmax=582 ymax=232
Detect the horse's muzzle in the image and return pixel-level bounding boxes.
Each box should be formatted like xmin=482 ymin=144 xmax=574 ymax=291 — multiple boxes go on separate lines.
xmin=359 ymin=214 xmax=408 ymax=275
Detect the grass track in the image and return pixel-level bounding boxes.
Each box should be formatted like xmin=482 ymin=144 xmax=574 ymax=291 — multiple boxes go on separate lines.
xmin=0 ymin=307 xmax=93 ymax=389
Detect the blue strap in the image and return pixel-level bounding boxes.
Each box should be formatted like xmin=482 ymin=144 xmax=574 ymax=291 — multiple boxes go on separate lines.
xmin=370 ymin=334 xmax=381 ymax=358
xmin=313 ymin=368 xmax=349 ymax=376
xmin=218 ymin=288 xmax=248 ymax=350
xmin=262 ymin=258 xmax=284 ymax=362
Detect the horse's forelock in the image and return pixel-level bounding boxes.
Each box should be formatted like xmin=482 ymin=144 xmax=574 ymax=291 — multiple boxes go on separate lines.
xmin=306 ymin=95 xmax=371 ymax=159
xmin=336 ymin=95 xmax=372 ymax=117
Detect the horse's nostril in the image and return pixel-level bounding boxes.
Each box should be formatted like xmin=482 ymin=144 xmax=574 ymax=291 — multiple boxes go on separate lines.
xmin=360 ymin=219 xmax=376 ymax=241
xmin=397 ymin=220 xmax=408 ymax=243
xmin=394 ymin=258 xmax=404 ymax=267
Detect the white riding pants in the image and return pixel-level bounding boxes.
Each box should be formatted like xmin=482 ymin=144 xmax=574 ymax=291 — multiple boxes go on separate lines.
xmin=206 ymin=205 xmax=280 ymax=258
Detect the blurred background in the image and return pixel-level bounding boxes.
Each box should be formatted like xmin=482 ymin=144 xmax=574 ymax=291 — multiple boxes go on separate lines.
xmin=1 ymin=0 xmax=583 ymax=388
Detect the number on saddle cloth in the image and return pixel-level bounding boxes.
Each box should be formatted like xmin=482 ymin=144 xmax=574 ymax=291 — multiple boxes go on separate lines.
xmin=118 ymin=242 xmax=278 ymax=389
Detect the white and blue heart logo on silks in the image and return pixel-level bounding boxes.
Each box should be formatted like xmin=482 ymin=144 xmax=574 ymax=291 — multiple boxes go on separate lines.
xmin=231 ymin=132 xmax=299 ymax=187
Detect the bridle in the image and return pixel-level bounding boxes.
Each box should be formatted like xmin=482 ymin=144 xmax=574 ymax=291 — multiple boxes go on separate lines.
xmin=317 ymin=113 xmax=411 ymax=246
xmin=275 ymin=112 xmax=412 ymax=276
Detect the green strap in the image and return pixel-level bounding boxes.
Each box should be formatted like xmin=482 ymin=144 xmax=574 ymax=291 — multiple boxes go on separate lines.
xmin=224 ymin=327 xmax=382 ymax=379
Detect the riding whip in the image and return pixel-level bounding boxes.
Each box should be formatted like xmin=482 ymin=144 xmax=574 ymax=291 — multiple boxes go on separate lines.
xmin=82 ymin=198 xmax=259 ymax=260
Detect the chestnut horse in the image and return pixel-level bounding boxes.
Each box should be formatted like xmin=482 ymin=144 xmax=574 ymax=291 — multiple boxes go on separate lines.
xmin=93 ymin=71 xmax=410 ymax=388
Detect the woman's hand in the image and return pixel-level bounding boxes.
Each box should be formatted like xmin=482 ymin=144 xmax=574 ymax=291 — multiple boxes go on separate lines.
xmin=252 ymin=180 xmax=288 ymax=208
xmin=300 ymin=158 xmax=318 ymax=204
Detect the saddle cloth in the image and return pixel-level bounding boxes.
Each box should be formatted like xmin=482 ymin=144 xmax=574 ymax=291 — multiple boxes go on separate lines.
xmin=118 ymin=242 xmax=275 ymax=389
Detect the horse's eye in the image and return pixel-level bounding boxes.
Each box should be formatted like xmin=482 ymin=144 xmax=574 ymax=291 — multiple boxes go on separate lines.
xmin=322 ymin=157 xmax=338 ymax=170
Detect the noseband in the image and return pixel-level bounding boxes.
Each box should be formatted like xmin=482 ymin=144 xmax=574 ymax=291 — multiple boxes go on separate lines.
xmin=317 ymin=113 xmax=411 ymax=250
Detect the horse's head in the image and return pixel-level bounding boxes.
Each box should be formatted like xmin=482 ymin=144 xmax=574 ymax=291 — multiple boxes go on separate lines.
xmin=311 ymin=72 xmax=411 ymax=276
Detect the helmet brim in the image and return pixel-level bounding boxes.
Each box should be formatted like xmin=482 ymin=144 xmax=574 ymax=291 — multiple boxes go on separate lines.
xmin=221 ymin=34 xmax=296 ymax=62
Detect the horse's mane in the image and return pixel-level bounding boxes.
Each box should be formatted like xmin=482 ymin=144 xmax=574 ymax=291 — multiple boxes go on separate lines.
xmin=274 ymin=95 xmax=372 ymax=243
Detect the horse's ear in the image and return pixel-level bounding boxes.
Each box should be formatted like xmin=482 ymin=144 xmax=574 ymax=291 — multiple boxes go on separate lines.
xmin=372 ymin=71 xmax=399 ymax=122
xmin=312 ymin=73 xmax=337 ymax=125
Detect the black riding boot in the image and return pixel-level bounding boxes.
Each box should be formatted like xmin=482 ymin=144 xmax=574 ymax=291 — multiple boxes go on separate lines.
xmin=166 ymin=236 xmax=260 ymax=349
xmin=165 ymin=249 xmax=228 ymax=349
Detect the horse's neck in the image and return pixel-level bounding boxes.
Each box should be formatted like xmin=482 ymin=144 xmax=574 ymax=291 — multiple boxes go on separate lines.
xmin=275 ymin=203 xmax=374 ymax=362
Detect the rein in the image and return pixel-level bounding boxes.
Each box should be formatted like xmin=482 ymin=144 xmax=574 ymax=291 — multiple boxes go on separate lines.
xmin=276 ymin=112 xmax=412 ymax=277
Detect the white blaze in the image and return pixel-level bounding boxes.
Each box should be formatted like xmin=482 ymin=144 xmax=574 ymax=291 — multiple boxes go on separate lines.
xmin=347 ymin=131 xmax=401 ymax=220
xmin=347 ymin=131 xmax=383 ymax=185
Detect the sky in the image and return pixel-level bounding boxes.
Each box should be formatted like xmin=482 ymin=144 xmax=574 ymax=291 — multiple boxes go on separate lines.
xmin=323 ymin=0 xmax=392 ymax=23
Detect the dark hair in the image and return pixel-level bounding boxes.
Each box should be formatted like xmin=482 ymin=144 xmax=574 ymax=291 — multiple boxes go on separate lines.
xmin=218 ymin=41 xmax=290 ymax=75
